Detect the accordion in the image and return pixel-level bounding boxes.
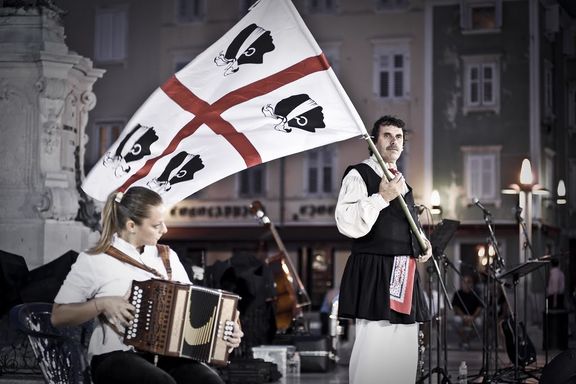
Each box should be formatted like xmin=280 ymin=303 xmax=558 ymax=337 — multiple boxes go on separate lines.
xmin=124 ymin=279 xmax=240 ymax=365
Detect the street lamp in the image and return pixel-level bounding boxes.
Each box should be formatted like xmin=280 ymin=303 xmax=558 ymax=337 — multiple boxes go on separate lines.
xmin=430 ymin=189 xmax=442 ymax=216
xmin=501 ymin=158 xmax=549 ymax=325
xmin=501 ymin=158 xmax=548 ymax=262
xmin=557 ymin=179 xmax=567 ymax=205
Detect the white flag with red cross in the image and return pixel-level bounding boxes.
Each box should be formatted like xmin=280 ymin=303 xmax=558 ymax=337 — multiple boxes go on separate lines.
xmin=82 ymin=0 xmax=366 ymax=206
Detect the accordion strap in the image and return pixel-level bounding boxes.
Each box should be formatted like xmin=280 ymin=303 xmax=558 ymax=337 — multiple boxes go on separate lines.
xmin=106 ymin=244 xmax=172 ymax=280
xmin=157 ymin=245 xmax=172 ymax=280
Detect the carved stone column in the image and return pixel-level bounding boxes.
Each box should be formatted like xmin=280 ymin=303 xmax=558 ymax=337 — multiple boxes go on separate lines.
xmin=0 ymin=4 xmax=104 ymax=268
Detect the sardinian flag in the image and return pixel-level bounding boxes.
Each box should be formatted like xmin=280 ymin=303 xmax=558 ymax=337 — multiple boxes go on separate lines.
xmin=82 ymin=0 xmax=366 ymax=206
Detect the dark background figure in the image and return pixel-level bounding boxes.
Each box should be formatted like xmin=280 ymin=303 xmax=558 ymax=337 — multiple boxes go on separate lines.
xmin=205 ymin=253 xmax=277 ymax=357
xmin=319 ymin=285 xmax=339 ymax=336
xmin=450 ymin=274 xmax=483 ymax=350
xmin=547 ymin=257 xmax=566 ymax=310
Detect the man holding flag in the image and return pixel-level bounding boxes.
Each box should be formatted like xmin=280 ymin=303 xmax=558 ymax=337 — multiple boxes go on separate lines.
xmin=336 ymin=115 xmax=432 ymax=384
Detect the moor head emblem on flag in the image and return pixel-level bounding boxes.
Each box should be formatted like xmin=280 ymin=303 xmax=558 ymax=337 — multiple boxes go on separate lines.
xmin=214 ymin=23 xmax=275 ymax=76
xmin=102 ymin=124 xmax=159 ymax=177
xmin=262 ymin=94 xmax=326 ymax=133
xmin=147 ymin=151 xmax=205 ymax=193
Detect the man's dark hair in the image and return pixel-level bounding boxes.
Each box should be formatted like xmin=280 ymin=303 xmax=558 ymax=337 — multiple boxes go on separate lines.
xmin=369 ymin=115 xmax=407 ymax=155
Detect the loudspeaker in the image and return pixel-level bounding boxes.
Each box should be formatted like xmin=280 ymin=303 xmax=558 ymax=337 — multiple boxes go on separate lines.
xmin=0 ymin=250 xmax=29 ymax=316
xmin=539 ymin=349 xmax=576 ymax=384
xmin=20 ymin=250 xmax=78 ymax=303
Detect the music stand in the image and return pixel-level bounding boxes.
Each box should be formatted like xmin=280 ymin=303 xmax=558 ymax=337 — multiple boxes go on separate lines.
xmin=430 ymin=219 xmax=460 ymax=256
xmin=496 ymin=260 xmax=547 ymax=382
xmin=418 ymin=219 xmax=459 ymax=384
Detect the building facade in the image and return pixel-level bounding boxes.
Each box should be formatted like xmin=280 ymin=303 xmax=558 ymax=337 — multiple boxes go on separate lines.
xmin=429 ymin=0 xmax=576 ymax=322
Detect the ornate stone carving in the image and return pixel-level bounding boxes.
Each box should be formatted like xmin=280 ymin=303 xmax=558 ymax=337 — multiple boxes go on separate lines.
xmin=0 ymin=80 xmax=19 ymax=102
xmin=74 ymin=146 xmax=101 ymax=232
xmin=35 ymin=77 xmax=68 ymax=100
xmin=36 ymin=185 xmax=80 ymax=221
xmin=1 ymin=0 xmax=63 ymax=14
xmin=80 ymin=91 xmax=96 ymax=112
xmin=39 ymin=99 xmax=63 ymax=154
xmin=0 ymin=81 xmax=33 ymax=191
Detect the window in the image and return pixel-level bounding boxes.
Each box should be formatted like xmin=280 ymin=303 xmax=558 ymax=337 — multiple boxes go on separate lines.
xmin=177 ymin=0 xmax=206 ymax=23
xmin=306 ymin=146 xmax=335 ymax=195
xmin=173 ymin=49 xmax=202 ymax=73
xmin=460 ymin=0 xmax=502 ymax=32
xmin=88 ymin=120 xmax=125 ymax=171
xmin=238 ymin=164 xmax=266 ymax=197
xmin=376 ymin=0 xmax=409 ymax=11
xmin=462 ymin=146 xmax=501 ymax=203
xmin=543 ymin=148 xmax=555 ymax=195
xmin=544 ymin=4 xmax=560 ymax=37
xmin=372 ymin=39 xmax=411 ymax=100
xmin=570 ymin=159 xmax=576 ymax=211
xmin=307 ymin=0 xmax=338 ymax=14
xmin=544 ymin=60 xmax=554 ymax=120
xmin=96 ymin=121 xmax=124 ymax=158
xmin=95 ymin=6 xmax=128 ymax=63
xmin=462 ymin=55 xmax=500 ymax=114
xmin=568 ymin=82 xmax=576 ymax=134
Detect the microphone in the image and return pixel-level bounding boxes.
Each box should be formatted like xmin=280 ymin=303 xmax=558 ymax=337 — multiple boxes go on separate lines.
xmin=513 ymin=205 xmax=523 ymax=223
xmin=472 ymin=197 xmax=492 ymax=216
xmin=413 ymin=204 xmax=426 ymax=215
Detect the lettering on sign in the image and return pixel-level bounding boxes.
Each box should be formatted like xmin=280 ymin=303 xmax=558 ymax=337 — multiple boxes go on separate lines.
xmin=169 ymin=205 xmax=251 ymax=219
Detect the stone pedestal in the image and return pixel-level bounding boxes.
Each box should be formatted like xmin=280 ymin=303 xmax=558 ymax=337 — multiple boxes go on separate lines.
xmin=0 ymin=4 xmax=104 ymax=269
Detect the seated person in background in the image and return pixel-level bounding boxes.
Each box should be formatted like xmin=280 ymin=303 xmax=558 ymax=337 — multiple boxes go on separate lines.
xmin=450 ymin=274 xmax=483 ymax=349
xmin=546 ymin=257 xmax=565 ymax=309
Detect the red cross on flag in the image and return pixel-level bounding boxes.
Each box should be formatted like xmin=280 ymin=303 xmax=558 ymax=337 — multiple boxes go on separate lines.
xmin=82 ymin=0 xmax=367 ymax=206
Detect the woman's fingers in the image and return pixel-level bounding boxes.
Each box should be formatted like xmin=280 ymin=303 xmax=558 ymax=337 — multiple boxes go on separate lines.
xmin=223 ymin=320 xmax=243 ymax=348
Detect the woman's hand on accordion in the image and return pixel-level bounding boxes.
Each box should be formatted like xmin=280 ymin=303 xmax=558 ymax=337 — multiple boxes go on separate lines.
xmin=96 ymin=295 xmax=135 ymax=328
xmin=222 ymin=311 xmax=244 ymax=352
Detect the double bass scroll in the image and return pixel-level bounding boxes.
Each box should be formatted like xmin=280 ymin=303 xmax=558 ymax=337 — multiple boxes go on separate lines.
xmin=249 ymin=201 xmax=311 ymax=332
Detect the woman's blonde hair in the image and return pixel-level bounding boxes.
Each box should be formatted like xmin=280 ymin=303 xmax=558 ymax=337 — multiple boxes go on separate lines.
xmin=88 ymin=187 xmax=163 ymax=254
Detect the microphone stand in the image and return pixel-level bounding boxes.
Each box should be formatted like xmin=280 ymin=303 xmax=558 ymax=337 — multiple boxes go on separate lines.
xmin=515 ymin=205 xmax=533 ymax=342
xmin=417 ymin=249 xmax=453 ymax=384
xmin=472 ymin=204 xmax=506 ymax=382
xmin=516 ymin=206 xmax=550 ymax=368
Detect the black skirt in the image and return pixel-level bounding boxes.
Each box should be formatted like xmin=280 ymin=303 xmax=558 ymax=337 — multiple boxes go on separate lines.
xmin=338 ymin=252 xmax=430 ymax=324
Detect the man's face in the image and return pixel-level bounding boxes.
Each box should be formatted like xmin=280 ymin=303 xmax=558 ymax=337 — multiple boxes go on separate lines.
xmin=375 ymin=125 xmax=404 ymax=164
xmin=462 ymin=277 xmax=473 ymax=292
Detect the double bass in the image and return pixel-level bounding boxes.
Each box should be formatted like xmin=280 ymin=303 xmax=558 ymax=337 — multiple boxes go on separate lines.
xmin=249 ymin=201 xmax=311 ymax=332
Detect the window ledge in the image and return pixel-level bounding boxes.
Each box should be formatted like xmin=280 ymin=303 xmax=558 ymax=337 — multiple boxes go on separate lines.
xmin=461 ymin=28 xmax=502 ymax=35
xmin=462 ymin=105 xmax=500 ymax=116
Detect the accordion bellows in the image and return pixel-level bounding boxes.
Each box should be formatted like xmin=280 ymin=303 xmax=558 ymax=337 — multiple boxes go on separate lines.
xmin=125 ymin=279 xmax=240 ymax=365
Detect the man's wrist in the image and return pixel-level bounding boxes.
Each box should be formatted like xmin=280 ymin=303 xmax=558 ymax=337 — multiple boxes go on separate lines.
xmin=371 ymin=193 xmax=390 ymax=209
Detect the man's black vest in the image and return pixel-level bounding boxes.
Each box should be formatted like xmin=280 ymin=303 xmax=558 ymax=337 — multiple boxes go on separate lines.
xmin=345 ymin=163 xmax=423 ymax=257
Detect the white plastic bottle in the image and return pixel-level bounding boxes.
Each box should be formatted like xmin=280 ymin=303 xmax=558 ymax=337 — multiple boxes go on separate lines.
xmin=458 ymin=361 xmax=468 ymax=384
